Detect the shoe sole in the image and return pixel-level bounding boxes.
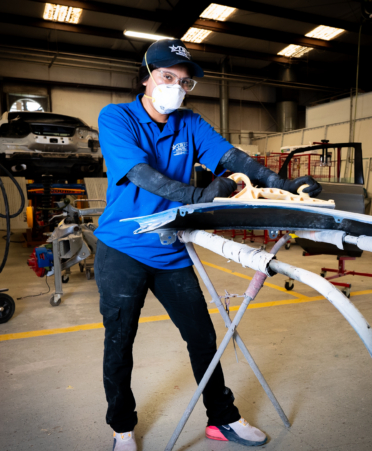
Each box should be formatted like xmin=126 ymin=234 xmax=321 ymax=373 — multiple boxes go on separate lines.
xmin=206 ymin=427 xmax=267 ymax=447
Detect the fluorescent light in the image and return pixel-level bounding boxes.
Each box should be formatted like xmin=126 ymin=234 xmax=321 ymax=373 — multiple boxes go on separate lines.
xmin=277 ymin=24 xmax=345 ymax=58
xmin=181 ymin=28 xmax=212 ymax=43
xmin=200 ymin=3 xmax=236 ymax=21
xmin=186 ymin=4 xmax=235 ymax=44
xmin=43 ymin=3 xmax=82 ymax=24
xmin=124 ymin=31 xmax=172 ymax=40
xmin=69 ymin=7 xmax=82 ymax=24
xmin=277 ymin=44 xmax=312 ymax=58
xmin=305 ymin=25 xmax=344 ymax=40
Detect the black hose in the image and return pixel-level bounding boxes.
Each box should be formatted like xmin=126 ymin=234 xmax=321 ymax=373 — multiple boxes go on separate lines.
xmin=0 ymin=164 xmax=26 ymax=274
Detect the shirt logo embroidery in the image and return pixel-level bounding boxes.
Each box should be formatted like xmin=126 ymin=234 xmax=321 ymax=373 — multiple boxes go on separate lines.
xmin=172 ymin=142 xmax=188 ymax=156
xmin=169 ymin=45 xmax=191 ymax=60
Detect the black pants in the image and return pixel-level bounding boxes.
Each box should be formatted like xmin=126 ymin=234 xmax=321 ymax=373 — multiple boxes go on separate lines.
xmin=95 ymin=240 xmax=240 ymax=433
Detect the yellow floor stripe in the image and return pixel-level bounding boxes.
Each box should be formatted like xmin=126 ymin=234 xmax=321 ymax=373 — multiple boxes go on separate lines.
xmin=139 ymin=314 xmax=169 ymax=323
xmin=0 ymin=323 xmax=103 ymax=342
xmin=0 ymin=316 xmax=171 ymax=342
xmin=1 ymin=291 xmax=370 ymax=343
xmin=0 ymin=296 xmax=326 ymax=343
xmin=208 ymin=296 xmax=322 ymax=314
xmin=350 ymin=289 xmax=372 ymax=296
xmin=201 ymin=260 xmax=305 ymax=298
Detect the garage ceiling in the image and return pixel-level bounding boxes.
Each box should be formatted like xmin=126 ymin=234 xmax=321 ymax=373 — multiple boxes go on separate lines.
xmin=0 ymin=0 xmax=371 ymax=97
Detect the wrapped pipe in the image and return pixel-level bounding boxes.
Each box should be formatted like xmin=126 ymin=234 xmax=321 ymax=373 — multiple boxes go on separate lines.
xmin=180 ymin=229 xmax=372 ymax=358
xmin=295 ymin=230 xmax=372 ymax=253
xmin=269 ymin=260 xmax=372 ymax=358
xmin=179 ymin=229 xmax=275 ymax=276
xmin=295 ymin=230 xmax=346 ymax=250
xmin=344 ymin=235 xmax=372 ymax=253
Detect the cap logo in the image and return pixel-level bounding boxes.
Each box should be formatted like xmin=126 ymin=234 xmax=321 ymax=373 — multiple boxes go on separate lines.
xmin=169 ymin=45 xmax=191 ymax=60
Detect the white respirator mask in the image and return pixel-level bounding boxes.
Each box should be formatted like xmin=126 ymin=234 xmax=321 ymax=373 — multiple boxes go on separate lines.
xmin=143 ymin=53 xmax=186 ymax=115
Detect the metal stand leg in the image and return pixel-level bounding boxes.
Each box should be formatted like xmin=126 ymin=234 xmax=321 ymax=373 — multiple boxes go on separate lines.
xmin=51 ymin=239 xmax=63 ymax=306
xmin=165 ymin=291 xmax=253 ymax=451
xmin=165 ymin=238 xmax=290 ymax=451
xmin=186 ymin=243 xmax=290 ymax=428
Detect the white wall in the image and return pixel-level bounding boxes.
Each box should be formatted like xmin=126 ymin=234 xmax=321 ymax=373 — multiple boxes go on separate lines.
xmin=185 ymin=96 xmax=276 ymax=145
xmin=51 ymin=87 xmax=133 ymax=129
xmin=306 ymin=92 xmax=372 ymax=128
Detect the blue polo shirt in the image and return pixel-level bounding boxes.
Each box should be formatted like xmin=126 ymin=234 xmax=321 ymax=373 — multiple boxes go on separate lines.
xmin=95 ymin=94 xmax=232 ymax=269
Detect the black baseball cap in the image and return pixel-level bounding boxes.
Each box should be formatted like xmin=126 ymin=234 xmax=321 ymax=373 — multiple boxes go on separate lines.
xmin=142 ymin=39 xmax=204 ymax=78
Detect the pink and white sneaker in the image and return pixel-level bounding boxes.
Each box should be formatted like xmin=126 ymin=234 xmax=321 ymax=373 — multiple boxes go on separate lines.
xmin=113 ymin=430 xmax=137 ymax=451
xmin=206 ymin=417 xmax=267 ymax=446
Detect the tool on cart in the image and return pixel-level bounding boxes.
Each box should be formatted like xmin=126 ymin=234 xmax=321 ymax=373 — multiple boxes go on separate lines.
xmin=121 ymin=198 xmax=372 ymax=451
xmin=27 ymin=198 xmax=104 ymax=306
xmin=0 ymin=163 xmax=25 ymax=323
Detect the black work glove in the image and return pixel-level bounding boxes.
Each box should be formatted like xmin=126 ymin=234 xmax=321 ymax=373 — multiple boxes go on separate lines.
xmin=281 ymin=175 xmax=322 ymax=198
xmin=220 ymin=148 xmax=323 ymax=198
xmin=194 ymin=177 xmax=237 ymax=203
xmin=126 ymin=164 xmax=238 ymax=205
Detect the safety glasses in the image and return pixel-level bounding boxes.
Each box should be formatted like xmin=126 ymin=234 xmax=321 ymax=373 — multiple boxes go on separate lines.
xmin=155 ymin=70 xmax=197 ymax=92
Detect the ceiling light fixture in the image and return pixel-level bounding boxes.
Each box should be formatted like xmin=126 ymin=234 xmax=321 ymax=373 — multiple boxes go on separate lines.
xmin=43 ymin=3 xmax=82 ymax=24
xmin=124 ymin=31 xmax=172 ymax=40
xmin=200 ymin=3 xmax=236 ymax=21
xmin=181 ymin=28 xmax=212 ymax=43
xmin=277 ymin=24 xmax=345 ymax=58
xmin=277 ymin=44 xmax=312 ymax=58
xmin=181 ymin=4 xmax=235 ymax=44
xmin=305 ymin=25 xmax=344 ymax=40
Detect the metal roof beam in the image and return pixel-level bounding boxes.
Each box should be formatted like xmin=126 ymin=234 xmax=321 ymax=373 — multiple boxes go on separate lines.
xmin=0 ymin=16 xmax=297 ymax=64
xmin=0 ymin=34 xmax=139 ymax=61
xmin=193 ymin=19 xmax=359 ymax=56
xmin=156 ymin=0 xmax=210 ymax=38
xmin=186 ymin=42 xmax=293 ymax=64
xmin=27 ymin=0 xmax=370 ymax=38
xmin=0 ymin=34 xmax=293 ymax=68
xmin=222 ymin=0 xmax=371 ymax=36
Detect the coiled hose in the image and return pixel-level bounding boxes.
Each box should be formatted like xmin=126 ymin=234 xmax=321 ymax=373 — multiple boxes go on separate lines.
xmin=0 ymin=164 xmax=25 ymax=273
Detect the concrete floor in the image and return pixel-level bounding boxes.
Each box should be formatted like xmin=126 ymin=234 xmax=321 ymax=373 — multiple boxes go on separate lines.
xmin=1 ymin=232 xmax=372 ymax=451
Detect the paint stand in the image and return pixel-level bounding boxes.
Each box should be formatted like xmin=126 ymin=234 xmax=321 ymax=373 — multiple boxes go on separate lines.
xmin=164 ymin=233 xmax=291 ymax=451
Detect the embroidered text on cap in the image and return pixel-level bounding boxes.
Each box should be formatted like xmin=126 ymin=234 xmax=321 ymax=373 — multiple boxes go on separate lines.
xmin=169 ymin=45 xmax=191 ymax=60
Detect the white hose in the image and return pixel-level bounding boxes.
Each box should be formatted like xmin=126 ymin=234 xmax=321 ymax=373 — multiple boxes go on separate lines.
xmin=179 ymin=229 xmax=372 ymax=358
xmin=270 ymin=260 xmax=372 ymax=358
xmin=179 ymin=229 xmax=275 ymax=276
xmin=344 ymin=235 xmax=372 ymax=252
xmin=295 ymin=230 xmax=372 ymax=253
xmin=295 ymin=230 xmax=346 ymax=250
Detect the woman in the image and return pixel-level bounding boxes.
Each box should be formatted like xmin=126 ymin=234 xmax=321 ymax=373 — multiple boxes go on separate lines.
xmin=95 ymin=39 xmax=321 ymax=451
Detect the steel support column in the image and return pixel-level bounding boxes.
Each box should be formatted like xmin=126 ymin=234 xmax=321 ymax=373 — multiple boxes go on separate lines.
xmin=220 ymin=58 xmax=230 ymax=141
xmin=276 ymin=66 xmax=298 ymax=132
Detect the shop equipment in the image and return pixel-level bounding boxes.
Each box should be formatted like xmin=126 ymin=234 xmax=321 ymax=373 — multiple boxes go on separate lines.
xmin=0 ymin=164 xmax=25 ymax=322
xmin=27 ymin=198 xmax=104 ymax=306
xmin=121 ymin=192 xmax=372 ymax=451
